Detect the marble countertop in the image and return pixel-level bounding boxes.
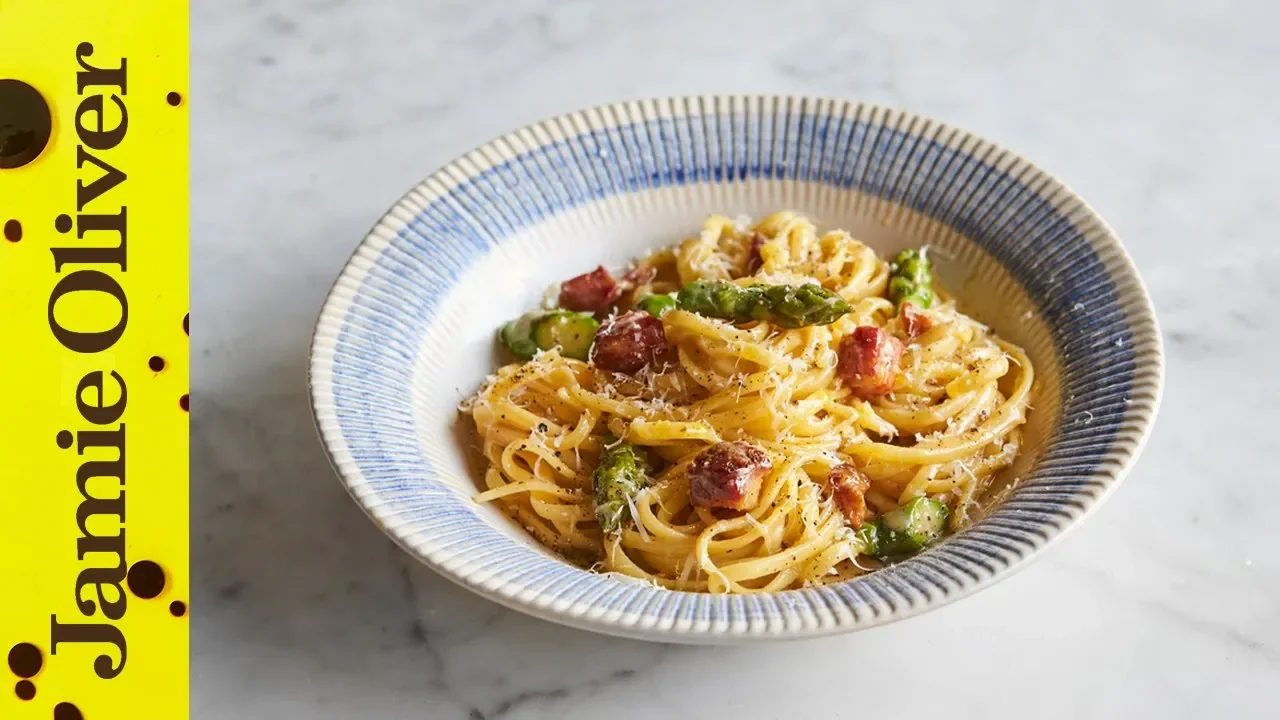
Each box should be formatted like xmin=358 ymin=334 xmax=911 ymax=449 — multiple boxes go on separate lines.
xmin=192 ymin=0 xmax=1280 ymax=717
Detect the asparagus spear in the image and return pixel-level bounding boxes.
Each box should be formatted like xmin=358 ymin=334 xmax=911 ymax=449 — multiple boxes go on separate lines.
xmin=592 ymin=439 xmax=652 ymax=534
xmin=532 ymin=311 xmax=599 ymax=360
xmin=675 ymin=280 xmax=853 ymax=328
xmin=500 ymin=310 xmax=599 ymax=360
xmin=499 ymin=312 xmax=541 ymax=360
xmin=636 ymin=292 xmax=678 ymax=317
xmin=852 ymin=520 xmax=882 ymax=556
xmin=878 ymin=497 xmax=948 ymax=555
xmin=888 ymin=248 xmax=935 ymax=310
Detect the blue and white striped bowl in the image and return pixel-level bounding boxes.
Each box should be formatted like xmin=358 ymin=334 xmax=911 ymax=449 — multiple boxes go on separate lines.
xmin=309 ymin=96 xmax=1163 ymax=643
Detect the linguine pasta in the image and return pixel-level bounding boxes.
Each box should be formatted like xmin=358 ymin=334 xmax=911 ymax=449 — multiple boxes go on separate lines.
xmin=462 ymin=212 xmax=1033 ymax=594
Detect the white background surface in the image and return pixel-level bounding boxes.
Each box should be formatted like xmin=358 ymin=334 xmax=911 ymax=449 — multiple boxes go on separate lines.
xmin=193 ymin=1 xmax=1280 ymax=717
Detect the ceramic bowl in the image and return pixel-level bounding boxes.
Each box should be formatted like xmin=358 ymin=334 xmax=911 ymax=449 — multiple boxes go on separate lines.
xmin=308 ymin=96 xmax=1163 ymax=643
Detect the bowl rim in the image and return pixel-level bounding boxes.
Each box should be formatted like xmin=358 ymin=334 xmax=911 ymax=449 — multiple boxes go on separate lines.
xmin=307 ymin=94 xmax=1165 ymax=643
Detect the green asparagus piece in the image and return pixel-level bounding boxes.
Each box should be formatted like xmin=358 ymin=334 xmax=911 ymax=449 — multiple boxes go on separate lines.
xmin=852 ymin=520 xmax=882 ymax=557
xmin=888 ymin=248 xmax=935 ymax=309
xmin=499 ymin=312 xmax=541 ymax=360
xmin=675 ymin=281 xmax=853 ymax=328
xmin=676 ymin=280 xmax=764 ymax=322
xmin=592 ymin=439 xmax=652 ymax=534
xmin=878 ymin=497 xmax=949 ymax=555
xmin=532 ymin=310 xmax=599 ymax=360
xmin=762 ymin=284 xmax=854 ymax=327
xmin=636 ymin=292 xmax=678 ymax=317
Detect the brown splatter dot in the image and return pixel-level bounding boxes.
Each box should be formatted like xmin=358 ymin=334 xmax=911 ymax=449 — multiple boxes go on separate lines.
xmin=149 ymin=356 xmax=166 ymax=372
xmin=14 ymin=680 xmax=34 ymax=700
xmin=126 ymin=560 xmax=166 ymax=599
xmin=166 ymin=91 xmax=183 ymax=106
xmin=169 ymin=600 xmax=187 ymax=617
xmin=3 ymin=219 xmax=21 ymax=242
xmin=183 ymin=313 xmax=189 ymax=335
xmin=56 ymin=430 xmax=73 ymax=449
xmin=7 ymin=643 xmax=42 ymax=677
xmin=55 ymin=214 xmax=73 ymax=233
xmin=55 ymin=702 xmax=84 ymax=720
xmin=180 ymin=394 xmax=190 ymax=412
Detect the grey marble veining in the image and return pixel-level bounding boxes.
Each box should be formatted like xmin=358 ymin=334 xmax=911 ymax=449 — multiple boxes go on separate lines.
xmin=192 ymin=0 xmax=1280 ymax=717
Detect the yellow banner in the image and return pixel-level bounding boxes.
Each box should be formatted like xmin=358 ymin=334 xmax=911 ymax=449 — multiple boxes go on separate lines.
xmin=0 ymin=1 xmax=189 ymax=717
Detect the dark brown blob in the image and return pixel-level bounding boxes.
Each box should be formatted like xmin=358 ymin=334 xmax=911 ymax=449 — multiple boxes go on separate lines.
xmin=180 ymin=394 xmax=190 ymax=412
xmin=149 ymin=355 xmax=166 ymax=372
xmin=183 ymin=313 xmax=189 ymax=335
xmin=169 ymin=600 xmax=187 ymax=617
xmin=126 ymin=560 xmax=166 ymax=599
xmin=558 ymin=266 xmax=620 ymax=312
xmin=7 ymin=643 xmax=42 ymax=677
xmin=3 ymin=219 xmax=20 ymax=242
xmin=745 ymin=232 xmax=767 ymax=275
xmin=899 ymin=302 xmax=934 ymax=340
xmin=589 ymin=310 xmax=668 ymax=375
xmin=829 ymin=463 xmax=871 ymax=527
xmin=838 ymin=326 xmax=904 ymax=399
xmin=0 ymin=79 xmax=52 ymax=169
xmin=166 ymin=91 xmax=183 ymax=106
xmin=688 ymin=441 xmax=772 ymax=511
xmin=55 ymin=702 xmax=84 ymax=720
xmin=14 ymin=680 xmax=34 ymax=700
